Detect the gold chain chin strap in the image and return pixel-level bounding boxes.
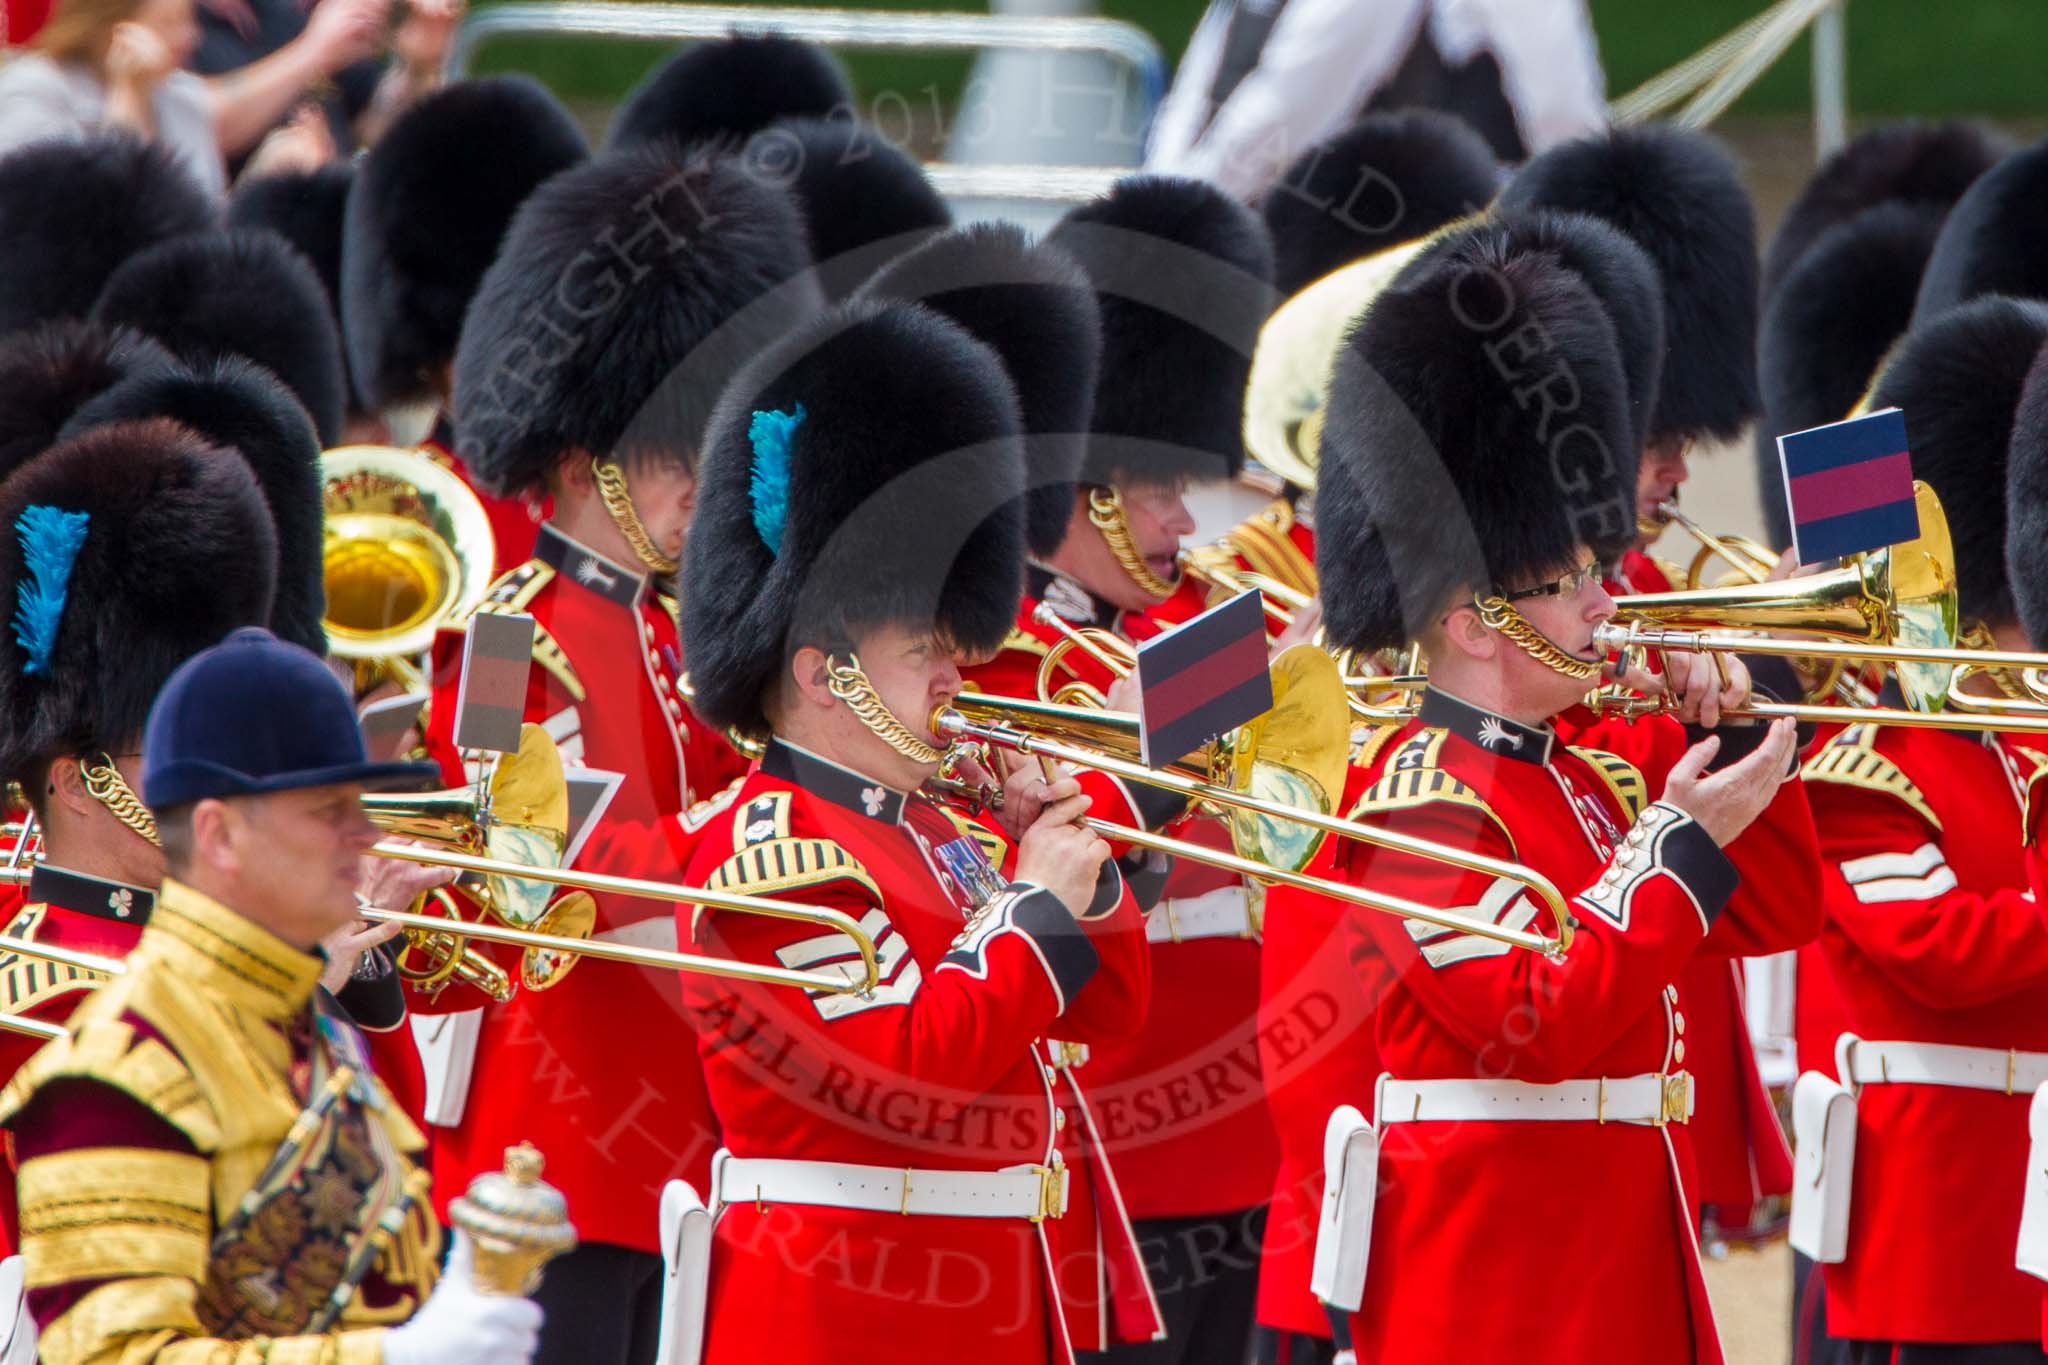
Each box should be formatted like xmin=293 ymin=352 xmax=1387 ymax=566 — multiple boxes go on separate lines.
xmin=1474 ymin=596 xmax=1605 ymax=681
xmin=81 ymin=755 xmax=161 ymax=848
xmin=592 ymin=458 xmax=680 ymax=577
xmin=825 ymin=655 xmax=944 ymax=765
xmin=1087 ymin=487 xmax=1176 ymax=600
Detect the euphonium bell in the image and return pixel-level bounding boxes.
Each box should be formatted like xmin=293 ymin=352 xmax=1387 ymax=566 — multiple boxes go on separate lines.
xmin=364 ymin=722 xmax=594 ymax=998
xmin=323 ymin=445 xmax=497 ymax=693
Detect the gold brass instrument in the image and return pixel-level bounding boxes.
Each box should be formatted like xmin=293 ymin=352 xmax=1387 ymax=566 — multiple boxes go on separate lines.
xmin=931 ymin=690 xmax=1571 ymax=959
xmin=1176 ymin=548 xmax=1305 ymax=629
xmin=1652 ymin=500 xmax=1780 ymax=591
xmin=1589 ymin=624 xmax=2048 ymax=735
xmin=363 ymin=843 xmax=881 ymax=994
xmin=364 ymin=722 xmax=584 ymax=1001
xmin=1612 ymin=482 xmax=1960 ymax=712
xmin=1241 ymin=238 xmax=1436 ymax=489
xmin=323 ymin=445 xmax=497 ymax=694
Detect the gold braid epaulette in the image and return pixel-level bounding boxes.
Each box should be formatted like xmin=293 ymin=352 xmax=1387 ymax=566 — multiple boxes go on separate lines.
xmin=474 ymin=561 xmax=586 ymax=703
xmin=1802 ymin=724 xmax=1941 ymax=831
xmin=704 ymin=838 xmax=883 ymax=905
xmin=1568 ymin=746 xmax=1650 ymax=821
xmin=997 ymin=627 xmax=1051 ymax=658
xmin=0 ymin=1017 xmax=217 ymax=1148
xmin=1346 ymin=730 xmax=1516 ymax=851
xmin=0 ymin=954 xmax=102 ymax=1020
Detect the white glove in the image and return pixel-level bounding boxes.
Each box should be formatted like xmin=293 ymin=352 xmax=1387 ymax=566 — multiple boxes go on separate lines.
xmin=384 ymin=1230 xmax=544 ymax=1365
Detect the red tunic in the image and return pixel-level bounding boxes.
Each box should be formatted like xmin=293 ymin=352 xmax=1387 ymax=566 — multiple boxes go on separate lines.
xmin=1339 ymin=689 xmax=1818 ymax=1365
xmin=1804 ymin=720 xmax=2048 ymax=1343
xmin=422 ymin=426 xmax=542 ymax=577
xmin=420 ymin=522 xmax=746 ymax=1253
xmin=681 ymin=739 xmax=1154 ymax=1363
xmin=963 ymin=567 xmax=1281 ymax=1221
xmin=1252 ymin=757 xmax=1387 ymax=1340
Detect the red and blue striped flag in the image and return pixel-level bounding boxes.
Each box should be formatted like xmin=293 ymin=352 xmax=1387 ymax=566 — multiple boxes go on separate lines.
xmin=1776 ymin=407 xmax=1919 ymax=565
xmin=1136 ymin=590 xmax=1273 ymax=768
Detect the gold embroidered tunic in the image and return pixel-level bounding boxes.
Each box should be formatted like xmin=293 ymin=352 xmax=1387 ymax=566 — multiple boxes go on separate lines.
xmin=0 ymin=880 xmax=439 ymax=1364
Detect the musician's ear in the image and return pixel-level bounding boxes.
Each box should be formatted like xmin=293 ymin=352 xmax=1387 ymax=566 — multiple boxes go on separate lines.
xmin=788 ymin=645 xmax=838 ymax=708
xmin=1436 ymin=601 xmax=1497 ymax=662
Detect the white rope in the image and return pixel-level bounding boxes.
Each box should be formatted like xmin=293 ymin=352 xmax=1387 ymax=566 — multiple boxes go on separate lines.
xmin=1606 ymin=0 xmax=1839 ymax=129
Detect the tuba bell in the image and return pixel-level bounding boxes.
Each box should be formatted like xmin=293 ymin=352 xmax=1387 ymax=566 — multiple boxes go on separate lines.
xmin=323 ymin=445 xmax=498 ymax=694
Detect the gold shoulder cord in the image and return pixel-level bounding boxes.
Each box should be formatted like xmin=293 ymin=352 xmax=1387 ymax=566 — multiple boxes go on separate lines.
xmin=826 ymin=655 xmax=943 ymax=765
xmin=81 ymin=755 xmax=160 ymax=848
xmin=1474 ymin=596 xmax=1604 ymax=681
xmin=1088 ymin=487 xmax=1176 ymax=600
xmin=592 ymin=458 xmax=680 ymax=577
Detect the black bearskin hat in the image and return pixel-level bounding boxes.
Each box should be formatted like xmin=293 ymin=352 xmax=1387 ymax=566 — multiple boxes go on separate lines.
xmin=228 ymin=163 xmax=356 ymax=320
xmin=342 ymin=77 xmax=588 ymax=411
xmin=1497 ymin=123 xmax=1760 ymax=445
xmin=93 ymin=229 xmax=347 ymax=445
xmin=63 ymin=357 xmax=325 ymax=654
xmin=1045 ymin=175 xmax=1276 ymax=488
xmin=684 ymin=298 xmax=1024 ymax=733
xmin=0 ymin=419 xmax=277 ymax=784
xmin=1262 ymin=109 xmax=1500 ymax=297
xmin=1870 ymin=295 xmax=2048 ymax=628
xmin=1914 ymin=135 xmax=2048 ymax=325
xmin=453 ymin=144 xmax=823 ymax=496
xmin=1316 ymin=231 xmax=1635 ymax=654
xmin=0 ymin=320 xmax=177 ymax=479
xmin=1755 ymin=201 xmax=1948 ymax=546
xmin=1409 ymin=208 xmax=1665 ymax=462
xmin=859 ymin=223 xmax=1101 ymax=557
xmin=2004 ymin=345 xmax=2048 ymax=648
xmin=0 ymin=133 xmax=217 ymax=335
xmin=606 ymin=35 xmax=853 ymax=152
xmin=743 ymin=118 xmax=951 ymax=302
xmin=1763 ymin=121 xmax=2010 ymax=301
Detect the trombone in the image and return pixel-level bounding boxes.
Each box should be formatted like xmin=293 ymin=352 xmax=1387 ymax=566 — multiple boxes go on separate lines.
xmin=0 ymin=932 xmax=124 ymax=1040
xmin=1589 ymin=623 xmax=2048 ymax=736
xmin=934 ymin=646 xmax=1575 ymax=960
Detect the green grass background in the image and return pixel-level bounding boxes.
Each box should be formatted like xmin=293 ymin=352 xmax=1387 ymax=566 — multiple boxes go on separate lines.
xmin=468 ymin=0 xmax=2048 ymax=119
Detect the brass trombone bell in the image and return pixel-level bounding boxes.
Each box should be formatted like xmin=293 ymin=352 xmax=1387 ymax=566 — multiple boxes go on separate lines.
xmin=322 ymin=445 xmax=497 ymax=670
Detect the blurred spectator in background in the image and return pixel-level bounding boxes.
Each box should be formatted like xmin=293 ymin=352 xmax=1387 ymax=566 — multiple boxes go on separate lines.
xmin=1148 ymin=0 xmax=1607 ymax=200
xmin=0 ymin=0 xmax=457 ymax=194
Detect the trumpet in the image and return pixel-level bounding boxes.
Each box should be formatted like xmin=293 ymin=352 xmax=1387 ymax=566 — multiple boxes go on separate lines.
xmin=1176 ymin=548 xmax=1308 ymax=630
xmin=1650 ymin=500 xmax=1780 ymax=591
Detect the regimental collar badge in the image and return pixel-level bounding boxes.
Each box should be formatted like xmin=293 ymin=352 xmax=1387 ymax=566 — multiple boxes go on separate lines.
xmin=1420 ymin=688 xmax=1554 ymax=765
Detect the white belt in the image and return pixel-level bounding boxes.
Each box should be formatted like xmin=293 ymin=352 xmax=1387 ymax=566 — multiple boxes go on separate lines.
xmin=1146 ymin=886 xmax=1259 ymax=943
xmin=712 ymin=1153 xmax=1067 ymax=1222
xmin=1838 ymin=1037 xmax=2048 ymax=1096
xmin=1377 ymin=1072 xmax=1694 ymax=1128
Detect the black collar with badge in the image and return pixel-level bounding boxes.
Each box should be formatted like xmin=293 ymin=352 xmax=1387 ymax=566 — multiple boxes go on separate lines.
xmin=1420 ymin=688 xmax=1555 ymax=765
xmin=533 ymin=523 xmax=645 ymax=609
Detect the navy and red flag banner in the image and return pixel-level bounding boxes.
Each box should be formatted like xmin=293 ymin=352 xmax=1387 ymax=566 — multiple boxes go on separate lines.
xmin=1776 ymin=407 xmax=1919 ymax=565
xmin=453 ymin=611 xmax=535 ymax=754
xmin=1136 ymin=590 xmax=1273 ymax=768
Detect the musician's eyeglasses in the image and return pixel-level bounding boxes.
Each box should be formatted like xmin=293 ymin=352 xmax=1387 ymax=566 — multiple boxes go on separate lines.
xmin=1498 ymin=560 xmax=1602 ymax=602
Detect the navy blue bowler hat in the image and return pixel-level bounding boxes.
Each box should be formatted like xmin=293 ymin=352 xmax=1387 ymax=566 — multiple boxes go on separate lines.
xmin=143 ymin=627 xmax=439 ymax=809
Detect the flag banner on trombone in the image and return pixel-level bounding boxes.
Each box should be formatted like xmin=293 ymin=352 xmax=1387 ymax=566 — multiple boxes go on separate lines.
xmin=1776 ymin=407 xmax=1918 ymax=565
xmin=1136 ymin=590 xmax=1273 ymax=768
xmin=453 ymin=612 xmax=536 ymax=754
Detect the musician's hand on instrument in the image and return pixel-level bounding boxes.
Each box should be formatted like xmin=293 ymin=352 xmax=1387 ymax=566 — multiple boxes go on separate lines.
xmin=355 ymin=840 xmax=457 ymax=913
xmin=1103 ymin=670 xmax=1144 ymax=716
xmin=1664 ymin=649 xmax=1751 ymax=727
xmin=1000 ymin=768 xmax=1081 ymax=843
xmin=1016 ymin=791 xmax=1110 ymax=919
xmin=319 ymin=916 xmax=402 ymax=992
xmin=1660 ymin=717 xmax=1797 ymax=846
xmin=1270 ymin=595 xmax=1324 ymax=657
xmin=384 ymin=1230 xmax=544 ymax=1365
